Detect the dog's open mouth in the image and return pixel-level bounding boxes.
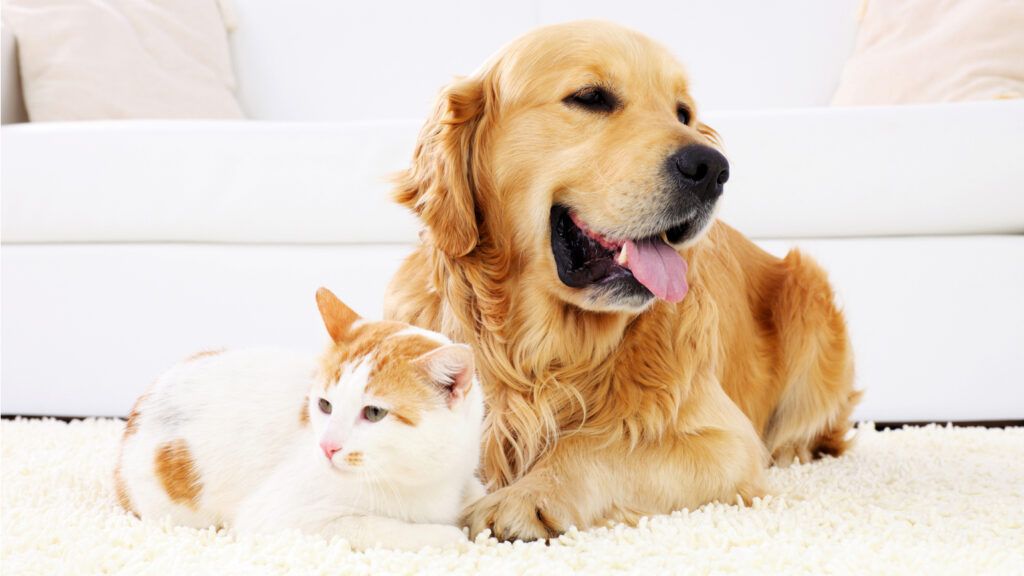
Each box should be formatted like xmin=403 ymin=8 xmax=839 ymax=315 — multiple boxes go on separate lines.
xmin=550 ymin=205 xmax=690 ymax=303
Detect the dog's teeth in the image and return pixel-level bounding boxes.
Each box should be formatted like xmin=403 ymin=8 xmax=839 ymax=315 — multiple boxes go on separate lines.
xmin=660 ymin=231 xmax=670 ymax=244
xmin=616 ymin=246 xmax=629 ymax=265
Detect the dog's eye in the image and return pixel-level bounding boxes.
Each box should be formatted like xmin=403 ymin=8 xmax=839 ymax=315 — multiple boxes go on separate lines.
xmin=564 ymin=87 xmax=618 ymax=113
xmin=677 ymin=104 xmax=692 ymax=125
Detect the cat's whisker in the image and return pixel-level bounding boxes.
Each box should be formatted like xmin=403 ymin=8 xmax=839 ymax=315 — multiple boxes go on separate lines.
xmin=354 ymin=469 xmax=376 ymax=514
xmin=365 ymin=470 xmax=381 ymax=515
xmin=378 ymin=469 xmax=407 ymax=521
xmin=362 ymin=466 xmax=389 ymax=519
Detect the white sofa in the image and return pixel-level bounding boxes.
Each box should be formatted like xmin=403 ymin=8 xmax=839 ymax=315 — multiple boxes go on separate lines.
xmin=2 ymin=0 xmax=1023 ymax=421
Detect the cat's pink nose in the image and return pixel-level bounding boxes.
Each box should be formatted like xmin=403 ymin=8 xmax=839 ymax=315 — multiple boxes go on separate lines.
xmin=320 ymin=441 xmax=341 ymax=460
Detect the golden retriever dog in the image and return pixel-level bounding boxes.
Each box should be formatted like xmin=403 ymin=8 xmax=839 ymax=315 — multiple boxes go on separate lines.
xmin=384 ymin=20 xmax=860 ymax=541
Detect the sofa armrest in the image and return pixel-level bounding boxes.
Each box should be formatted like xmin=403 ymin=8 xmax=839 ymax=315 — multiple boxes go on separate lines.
xmin=2 ymin=21 xmax=28 ymax=124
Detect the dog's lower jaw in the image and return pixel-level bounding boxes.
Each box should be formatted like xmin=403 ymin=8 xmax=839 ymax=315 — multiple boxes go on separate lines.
xmin=583 ymin=288 xmax=656 ymax=314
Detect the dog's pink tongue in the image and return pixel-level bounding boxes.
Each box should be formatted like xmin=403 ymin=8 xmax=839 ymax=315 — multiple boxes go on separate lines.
xmin=622 ymin=239 xmax=689 ymax=303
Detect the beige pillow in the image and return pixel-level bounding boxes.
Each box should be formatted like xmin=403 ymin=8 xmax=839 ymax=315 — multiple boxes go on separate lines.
xmin=2 ymin=0 xmax=244 ymax=121
xmin=832 ymin=0 xmax=1024 ymax=106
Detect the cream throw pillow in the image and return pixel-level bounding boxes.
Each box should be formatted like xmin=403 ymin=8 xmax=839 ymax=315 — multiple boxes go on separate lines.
xmin=2 ymin=0 xmax=244 ymax=121
xmin=832 ymin=0 xmax=1024 ymax=106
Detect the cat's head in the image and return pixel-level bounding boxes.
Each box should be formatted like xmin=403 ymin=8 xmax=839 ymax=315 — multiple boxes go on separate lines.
xmin=304 ymin=288 xmax=483 ymax=484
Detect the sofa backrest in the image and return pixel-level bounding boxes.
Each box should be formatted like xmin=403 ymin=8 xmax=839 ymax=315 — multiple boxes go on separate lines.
xmin=229 ymin=0 xmax=862 ymax=121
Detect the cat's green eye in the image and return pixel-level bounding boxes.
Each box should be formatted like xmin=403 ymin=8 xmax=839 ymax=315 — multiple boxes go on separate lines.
xmin=362 ymin=406 xmax=388 ymax=422
xmin=318 ymin=398 xmax=332 ymax=415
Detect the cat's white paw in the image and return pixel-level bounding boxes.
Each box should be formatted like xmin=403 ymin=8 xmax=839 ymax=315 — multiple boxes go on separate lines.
xmin=462 ymin=477 xmax=487 ymax=508
xmin=393 ymin=524 xmax=468 ymax=551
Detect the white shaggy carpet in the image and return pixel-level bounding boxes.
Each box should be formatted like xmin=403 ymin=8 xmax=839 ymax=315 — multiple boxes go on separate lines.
xmin=2 ymin=419 xmax=1023 ymax=575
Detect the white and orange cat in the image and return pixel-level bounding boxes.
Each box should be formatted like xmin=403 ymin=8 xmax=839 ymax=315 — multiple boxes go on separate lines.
xmin=115 ymin=288 xmax=485 ymax=550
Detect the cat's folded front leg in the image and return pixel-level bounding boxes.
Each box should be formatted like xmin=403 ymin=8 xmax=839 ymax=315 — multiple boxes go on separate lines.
xmin=461 ymin=475 xmax=487 ymax=509
xmin=322 ymin=515 xmax=468 ymax=551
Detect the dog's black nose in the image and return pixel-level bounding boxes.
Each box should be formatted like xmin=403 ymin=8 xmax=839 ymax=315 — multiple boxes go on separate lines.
xmin=668 ymin=145 xmax=729 ymax=203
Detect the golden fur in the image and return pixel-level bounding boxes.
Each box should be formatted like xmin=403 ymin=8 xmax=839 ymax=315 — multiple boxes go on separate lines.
xmin=384 ymin=21 xmax=859 ymax=541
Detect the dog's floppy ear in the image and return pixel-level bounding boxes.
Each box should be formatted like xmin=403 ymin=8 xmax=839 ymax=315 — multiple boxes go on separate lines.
xmin=394 ymin=77 xmax=485 ymax=258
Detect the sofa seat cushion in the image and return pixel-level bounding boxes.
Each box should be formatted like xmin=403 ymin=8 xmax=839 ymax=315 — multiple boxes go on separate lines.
xmin=2 ymin=100 xmax=1022 ymax=243
xmin=3 ymin=237 xmax=1022 ymax=419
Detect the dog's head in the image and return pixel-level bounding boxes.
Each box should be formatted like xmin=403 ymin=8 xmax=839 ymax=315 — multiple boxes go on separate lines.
xmin=396 ymin=21 xmax=726 ymax=313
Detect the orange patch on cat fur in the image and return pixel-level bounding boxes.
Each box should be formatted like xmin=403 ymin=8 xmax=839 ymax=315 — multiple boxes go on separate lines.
xmin=113 ymin=465 xmax=136 ymax=515
xmin=154 ymin=439 xmax=203 ymax=508
xmin=123 ymin=391 xmax=148 ymax=438
xmin=319 ymin=322 xmax=407 ymax=384
xmin=391 ymin=412 xmax=417 ymax=426
xmin=366 ymin=333 xmax=445 ymax=425
xmin=344 ymin=451 xmax=364 ymax=466
xmin=300 ymin=398 xmax=310 ymax=426
xmin=185 ymin=349 xmax=225 ymax=362
xmin=115 ymin=392 xmax=148 ymax=514
xmin=319 ymin=327 xmax=447 ymax=427
xmin=318 ymin=296 xmax=457 ymax=427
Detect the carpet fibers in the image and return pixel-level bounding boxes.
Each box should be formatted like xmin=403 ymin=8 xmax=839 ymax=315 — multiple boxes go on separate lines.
xmin=2 ymin=418 xmax=1022 ymax=575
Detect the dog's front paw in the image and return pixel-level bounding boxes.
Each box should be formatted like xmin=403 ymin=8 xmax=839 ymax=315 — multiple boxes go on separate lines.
xmin=462 ymin=482 xmax=573 ymax=542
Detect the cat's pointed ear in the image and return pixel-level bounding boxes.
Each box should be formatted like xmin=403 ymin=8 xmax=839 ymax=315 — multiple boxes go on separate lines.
xmin=316 ymin=287 xmax=361 ymax=343
xmin=413 ymin=344 xmax=475 ymax=407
